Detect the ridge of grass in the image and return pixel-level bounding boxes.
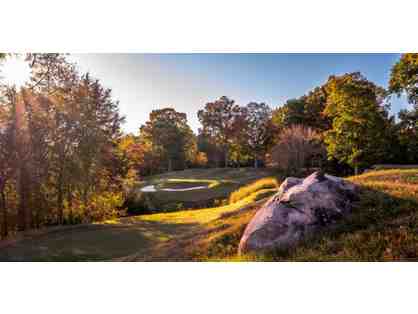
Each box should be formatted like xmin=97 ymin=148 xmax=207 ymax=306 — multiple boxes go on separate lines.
xmin=228 ymin=177 xmax=279 ymax=204
xmin=137 ymin=187 xmax=277 ymax=226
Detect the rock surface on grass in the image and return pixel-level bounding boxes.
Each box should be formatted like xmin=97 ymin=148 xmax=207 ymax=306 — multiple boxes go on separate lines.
xmin=238 ymin=171 xmax=358 ymax=255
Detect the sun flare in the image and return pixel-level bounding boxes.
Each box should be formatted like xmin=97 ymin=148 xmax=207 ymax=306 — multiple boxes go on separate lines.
xmin=0 ymin=56 xmax=31 ymax=88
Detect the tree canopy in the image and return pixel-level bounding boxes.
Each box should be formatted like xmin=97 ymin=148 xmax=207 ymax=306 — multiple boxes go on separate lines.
xmin=323 ymin=72 xmax=391 ymax=174
xmin=389 ymin=53 xmax=418 ymax=106
xmin=139 ymin=108 xmax=196 ymax=172
xmin=198 ymin=96 xmax=244 ymax=167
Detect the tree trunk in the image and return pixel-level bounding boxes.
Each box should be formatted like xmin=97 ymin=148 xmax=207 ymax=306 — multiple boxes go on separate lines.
xmin=33 ymin=183 xmax=42 ymax=229
xmin=67 ymin=186 xmax=73 ymax=224
xmin=17 ymin=167 xmax=29 ymax=231
xmin=1 ymin=188 xmax=7 ymax=239
xmin=168 ymin=158 xmax=173 ymax=172
xmin=354 ymin=164 xmax=359 ymax=176
xmin=57 ymin=170 xmax=64 ymax=225
xmin=224 ymin=146 xmax=229 ymax=168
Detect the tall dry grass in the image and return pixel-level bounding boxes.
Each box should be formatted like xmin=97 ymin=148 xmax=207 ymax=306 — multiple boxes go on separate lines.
xmin=229 ymin=177 xmax=279 ymax=204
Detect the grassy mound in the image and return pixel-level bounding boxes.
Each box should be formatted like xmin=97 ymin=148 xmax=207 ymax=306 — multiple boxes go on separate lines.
xmin=229 ymin=177 xmax=279 ymax=204
xmin=187 ymin=169 xmax=418 ymax=261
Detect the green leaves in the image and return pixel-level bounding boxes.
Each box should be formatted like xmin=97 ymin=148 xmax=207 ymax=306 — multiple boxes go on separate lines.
xmin=389 ymin=53 xmax=418 ymax=105
xmin=323 ymin=73 xmax=391 ymax=171
xmin=139 ymin=108 xmax=196 ymax=172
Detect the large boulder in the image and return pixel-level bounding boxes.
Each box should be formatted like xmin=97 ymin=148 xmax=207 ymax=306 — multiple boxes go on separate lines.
xmin=238 ymin=171 xmax=358 ymax=255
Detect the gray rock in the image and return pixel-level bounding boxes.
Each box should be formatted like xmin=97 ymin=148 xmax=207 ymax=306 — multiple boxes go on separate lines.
xmin=238 ymin=171 xmax=358 ymax=255
xmin=276 ymin=177 xmax=303 ymax=198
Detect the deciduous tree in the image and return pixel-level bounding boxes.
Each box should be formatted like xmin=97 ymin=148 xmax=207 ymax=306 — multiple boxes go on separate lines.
xmin=245 ymin=102 xmax=274 ymax=168
xmin=198 ymin=96 xmax=243 ymax=167
xmin=139 ymin=108 xmax=195 ymax=172
xmin=389 ymin=53 xmax=418 ymax=106
xmin=324 ymin=72 xmax=391 ymax=174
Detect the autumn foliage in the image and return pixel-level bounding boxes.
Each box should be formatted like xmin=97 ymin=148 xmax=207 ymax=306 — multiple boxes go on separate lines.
xmin=1 ymin=53 xmax=417 ymax=239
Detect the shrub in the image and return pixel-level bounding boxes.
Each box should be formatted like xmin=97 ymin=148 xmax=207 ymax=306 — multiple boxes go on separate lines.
xmin=63 ymin=191 xmax=124 ymax=224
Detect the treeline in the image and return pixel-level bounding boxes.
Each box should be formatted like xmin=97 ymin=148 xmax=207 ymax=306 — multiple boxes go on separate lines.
xmin=1 ymin=53 xmax=417 ymax=237
xmin=0 ymin=54 xmax=126 ymax=238
xmin=271 ymin=56 xmax=418 ymax=174
xmin=122 ymin=53 xmax=417 ymax=178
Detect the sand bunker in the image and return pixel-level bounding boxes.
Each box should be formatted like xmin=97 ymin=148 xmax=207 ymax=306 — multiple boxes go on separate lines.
xmin=141 ymin=185 xmax=157 ymax=192
xmin=140 ymin=185 xmax=208 ymax=192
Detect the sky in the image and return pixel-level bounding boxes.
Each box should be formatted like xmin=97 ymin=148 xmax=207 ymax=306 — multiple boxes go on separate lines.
xmin=68 ymin=53 xmax=411 ymax=134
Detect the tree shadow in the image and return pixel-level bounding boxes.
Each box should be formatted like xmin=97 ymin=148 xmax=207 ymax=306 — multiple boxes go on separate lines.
xmin=0 ymin=219 xmax=200 ymax=262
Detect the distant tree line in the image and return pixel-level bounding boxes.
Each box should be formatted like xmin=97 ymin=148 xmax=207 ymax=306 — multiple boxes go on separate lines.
xmin=123 ymin=54 xmax=417 ymax=178
xmin=1 ymin=53 xmax=417 ymax=237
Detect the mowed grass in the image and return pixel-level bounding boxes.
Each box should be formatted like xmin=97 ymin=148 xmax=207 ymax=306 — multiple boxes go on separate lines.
xmin=185 ymin=169 xmax=418 ymax=261
xmin=128 ymin=168 xmax=277 ymax=211
xmin=138 ymin=186 xmax=277 ymax=226
xmin=162 ymin=178 xmax=220 ymax=189
xmin=0 ymin=175 xmax=279 ymax=261
xmin=7 ymin=169 xmax=417 ymax=261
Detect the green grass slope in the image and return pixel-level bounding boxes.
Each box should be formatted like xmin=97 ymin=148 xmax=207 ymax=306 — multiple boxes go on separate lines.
xmin=3 ymin=169 xmax=416 ymax=261
xmin=0 ymin=176 xmax=279 ymax=261
xmin=184 ymin=169 xmax=418 ymax=261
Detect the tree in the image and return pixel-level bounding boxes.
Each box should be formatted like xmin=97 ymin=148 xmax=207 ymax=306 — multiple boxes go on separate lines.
xmin=323 ymin=72 xmax=391 ymax=174
xmin=20 ymin=90 xmax=56 ymax=228
xmin=272 ymin=87 xmax=330 ymax=132
xmin=396 ymin=108 xmax=418 ymax=163
xmin=0 ymin=88 xmax=17 ymax=237
xmin=271 ymin=125 xmax=324 ymax=174
xmin=0 ymin=54 xmax=127 ymax=234
xmin=389 ymin=53 xmax=418 ymax=164
xmin=193 ymin=151 xmax=208 ymax=167
xmin=117 ymin=134 xmax=145 ymax=187
xmin=26 ymin=53 xmax=78 ymax=94
xmin=198 ymin=96 xmax=243 ymax=167
xmin=272 ymin=98 xmax=306 ymax=129
xmin=389 ymin=53 xmax=418 ymax=106
xmin=245 ymin=102 xmax=274 ymax=168
xmin=196 ymin=131 xmax=223 ymax=167
xmin=139 ymin=108 xmax=195 ymax=172
xmin=72 ymin=74 xmax=124 ymax=209
xmin=303 ymin=86 xmax=331 ymax=131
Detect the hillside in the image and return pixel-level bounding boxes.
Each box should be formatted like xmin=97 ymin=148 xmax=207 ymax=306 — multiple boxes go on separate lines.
xmin=0 ymin=171 xmax=279 ymax=261
xmin=1 ymin=168 xmax=417 ymax=261
xmin=175 ymin=168 xmax=418 ymax=261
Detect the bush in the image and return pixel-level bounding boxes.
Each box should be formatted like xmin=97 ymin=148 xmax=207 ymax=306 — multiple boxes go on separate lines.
xmin=62 ymin=191 xmax=124 ymax=224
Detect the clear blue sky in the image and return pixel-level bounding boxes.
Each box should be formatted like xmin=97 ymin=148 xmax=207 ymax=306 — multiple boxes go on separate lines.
xmin=68 ymin=53 xmax=411 ymax=134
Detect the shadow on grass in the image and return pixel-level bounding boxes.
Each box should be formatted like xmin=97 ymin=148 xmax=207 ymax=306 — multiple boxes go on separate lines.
xmin=261 ymin=183 xmax=418 ymax=261
xmin=0 ymin=219 xmax=199 ymax=262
